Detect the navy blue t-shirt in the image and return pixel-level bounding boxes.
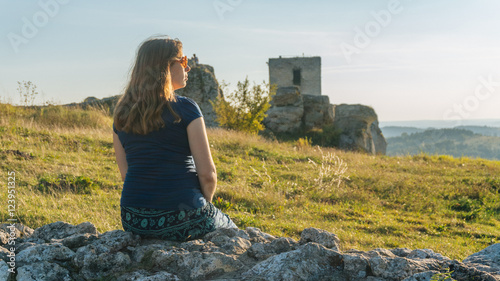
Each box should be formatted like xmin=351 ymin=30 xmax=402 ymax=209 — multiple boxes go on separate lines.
xmin=113 ymin=95 xmax=207 ymax=211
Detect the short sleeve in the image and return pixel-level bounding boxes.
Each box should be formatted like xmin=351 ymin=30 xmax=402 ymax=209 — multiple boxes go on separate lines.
xmin=112 ymin=122 xmax=118 ymax=134
xmin=180 ymin=97 xmax=203 ymax=127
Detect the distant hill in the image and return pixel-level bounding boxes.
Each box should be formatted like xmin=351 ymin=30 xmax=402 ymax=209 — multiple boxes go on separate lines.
xmin=380 ymin=126 xmax=426 ymax=138
xmin=386 ymin=128 xmax=500 ymax=160
xmin=382 ymin=125 xmax=500 ymax=138
xmin=455 ymin=126 xmax=500 ymax=137
xmin=379 ymin=119 xmax=500 ymax=129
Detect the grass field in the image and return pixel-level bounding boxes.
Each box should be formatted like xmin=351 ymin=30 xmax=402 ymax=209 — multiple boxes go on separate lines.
xmin=0 ymin=102 xmax=499 ymax=260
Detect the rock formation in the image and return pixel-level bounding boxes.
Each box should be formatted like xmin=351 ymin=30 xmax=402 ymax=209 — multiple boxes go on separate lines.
xmin=263 ymin=86 xmax=335 ymax=134
xmin=174 ymin=59 xmax=222 ymax=127
xmin=334 ymin=104 xmax=387 ymax=155
xmin=263 ymin=86 xmax=386 ymax=155
xmin=1 ymin=221 xmax=499 ymax=281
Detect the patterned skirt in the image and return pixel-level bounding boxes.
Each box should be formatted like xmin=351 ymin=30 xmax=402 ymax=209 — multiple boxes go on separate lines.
xmin=120 ymin=202 xmax=237 ymax=241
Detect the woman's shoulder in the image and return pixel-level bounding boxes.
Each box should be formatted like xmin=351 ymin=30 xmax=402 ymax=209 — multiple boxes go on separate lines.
xmin=174 ymin=95 xmax=198 ymax=106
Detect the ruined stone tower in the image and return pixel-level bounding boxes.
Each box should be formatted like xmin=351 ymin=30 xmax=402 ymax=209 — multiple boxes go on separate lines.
xmin=268 ymin=56 xmax=321 ymax=96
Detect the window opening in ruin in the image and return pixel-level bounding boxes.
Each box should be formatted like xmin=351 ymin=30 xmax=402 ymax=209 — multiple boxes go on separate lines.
xmin=293 ymin=69 xmax=301 ymax=86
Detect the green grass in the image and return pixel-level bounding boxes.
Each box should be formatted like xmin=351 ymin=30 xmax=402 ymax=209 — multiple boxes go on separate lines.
xmin=0 ymin=102 xmax=499 ymax=260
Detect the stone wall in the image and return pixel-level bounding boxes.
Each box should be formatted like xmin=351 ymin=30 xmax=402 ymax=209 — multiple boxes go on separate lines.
xmin=1 ymin=221 xmax=499 ymax=281
xmin=269 ymin=57 xmax=322 ymax=96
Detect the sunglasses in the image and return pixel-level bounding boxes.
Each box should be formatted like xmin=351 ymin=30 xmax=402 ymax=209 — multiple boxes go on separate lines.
xmin=174 ymin=56 xmax=188 ymax=68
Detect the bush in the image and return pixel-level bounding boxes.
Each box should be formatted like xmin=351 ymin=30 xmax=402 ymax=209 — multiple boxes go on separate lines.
xmin=37 ymin=174 xmax=97 ymax=194
xmin=273 ymin=124 xmax=342 ymax=148
xmin=211 ymin=77 xmax=275 ymax=135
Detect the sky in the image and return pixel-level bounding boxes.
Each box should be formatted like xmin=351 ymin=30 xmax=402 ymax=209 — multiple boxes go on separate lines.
xmin=1 ymin=0 xmax=500 ymax=122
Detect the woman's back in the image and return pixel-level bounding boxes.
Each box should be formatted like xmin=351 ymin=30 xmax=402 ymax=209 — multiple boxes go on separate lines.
xmin=113 ymin=96 xmax=206 ymax=211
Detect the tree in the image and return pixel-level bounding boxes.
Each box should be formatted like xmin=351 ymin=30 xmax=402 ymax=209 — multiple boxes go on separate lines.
xmin=211 ymin=77 xmax=276 ymax=134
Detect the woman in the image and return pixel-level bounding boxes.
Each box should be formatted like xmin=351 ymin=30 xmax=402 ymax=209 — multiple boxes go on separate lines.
xmin=112 ymin=36 xmax=236 ymax=241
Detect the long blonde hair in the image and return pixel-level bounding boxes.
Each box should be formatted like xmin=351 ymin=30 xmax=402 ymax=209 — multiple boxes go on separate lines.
xmin=114 ymin=36 xmax=182 ymax=135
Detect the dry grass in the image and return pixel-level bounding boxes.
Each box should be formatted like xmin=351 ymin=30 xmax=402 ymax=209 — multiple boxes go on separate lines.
xmin=0 ymin=102 xmax=499 ymax=260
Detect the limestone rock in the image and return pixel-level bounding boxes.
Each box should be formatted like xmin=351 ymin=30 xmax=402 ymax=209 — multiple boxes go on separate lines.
xmin=247 ymin=237 xmax=298 ymax=260
xmin=463 ymin=243 xmax=500 ymax=276
xmin=0 ymin=231 xmax=8 ymax=245
xmin=178 ymin=239 xmax=219 ymax=253
xmin=202 ymin=228 xmax=252 ymax=255
xmin=402 ymin=270 xmax=449 ymax=281
xmin=30 ymin=221 xmax=98 ymax=242
xmin=13 ymin=242 xmax=38 ymax=254
xmin=302 ymin=94 xmax=334 ymax=130
xmin=0 ymin=246 xmax=10 ymax=262
xmin=58 ymin=232 xmax=99 ymax=249
xmin=17 ymin=243 xmax=75 ymax=266
xmin=334 ymin=104 xmax=387 ymax=155
xmin=299 ymin=227 xmax=340 ymax=250
xmin=263 ymin=88 xmax=387 ymax=155
xmin=407 ymin=248 xmax=451 ymax=261
xmin=264 ymin=106 xmax=304 ymax=133
xmin=449 ymin=260 xmax=500 ymax=281
xmin=3 ymin=220 xmax=499 ymax=280
xmin=271 ymin=86 xmax=302 ymax=107
xmin=72 ymin=230 xmax=139 ymax=280
xmin=246 ymin=227 xmax=276 ymax=243
xmin=369 ymin=254 xmax=437 ymax=280
xmin=116 ymin=269 xmax=181 ymax=281
xmin=263 ymin=86 xmax=304 ymax=133
xmin=0 ymin=223 xmax=34 ymax=245
xmin=129 ymin=240 xmax=180 ymax=264
xmin=175 ymin=63 xmax=222 ymax=127
xmin=343 ymin=252 xmax=371 ymax=279
xmin=241 ymin=242 xmax=343 ymax=280
xmin=391 ymin=248 xmax=413 ymax=258
xmin=153 ymin=249 xmax=244 ymax=280
xmin=0 ymin=260 xmax=11 ymax=281
xmin=17 ymin=261 xmax=72 ymax=281
xmin=73 ymin=249 xmax=131 ymax=280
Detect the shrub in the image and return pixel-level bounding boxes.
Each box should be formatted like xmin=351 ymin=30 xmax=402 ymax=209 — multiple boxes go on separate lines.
xmin=211 ymin=78 xmax=276 ymax=135
xmin=37 ymin=174 xmax=97 ymax=194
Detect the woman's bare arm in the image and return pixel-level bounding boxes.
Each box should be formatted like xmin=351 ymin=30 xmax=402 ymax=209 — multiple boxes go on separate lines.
xmin=187 ymin=117 xmax=217 ymax=203
xmin=113 ymin=131 xmax=128 ymax=182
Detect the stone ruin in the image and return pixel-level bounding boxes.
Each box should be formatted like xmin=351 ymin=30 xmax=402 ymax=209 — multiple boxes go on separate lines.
xmin=262 ymin=86 xmax=387 ymax=155
xmin=265 ymin=56 xmax=387 ymax=155
xmin=1 ymin=221 xmax=499 ymax=280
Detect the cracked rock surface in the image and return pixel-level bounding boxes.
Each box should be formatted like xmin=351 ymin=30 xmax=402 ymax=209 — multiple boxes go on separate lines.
xmin=0 ymin=221 xmax=498 ymax=281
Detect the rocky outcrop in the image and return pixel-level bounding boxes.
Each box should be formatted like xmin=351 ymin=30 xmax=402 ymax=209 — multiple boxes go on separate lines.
xmin=263 ymin=87 xmax=386 ymax=155
xmin=263 ymin=87 xmax=304 ymax=133
xmin=263 ymin=86 xmax=334 ymax=134
xmin=175 ymin=60 xmax=222 ymax=127
xmin=302 ymin=94 xmax=335 ymax=130
xmin=1 ymin=221 xmax=499 ymax=281
xmin=334 ymin=104 xmax=387 ymax=155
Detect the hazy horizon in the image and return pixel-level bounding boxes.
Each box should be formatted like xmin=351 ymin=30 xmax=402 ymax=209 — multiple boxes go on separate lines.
xmin=2 ymin=0 xmax=500 ymax=122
